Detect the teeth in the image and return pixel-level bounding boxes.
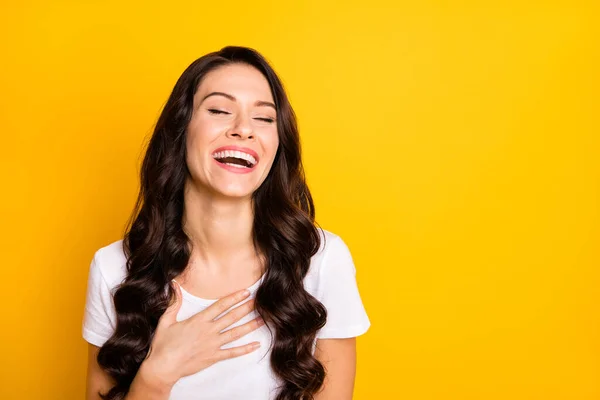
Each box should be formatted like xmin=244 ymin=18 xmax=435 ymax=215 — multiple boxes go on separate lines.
xmin=212 ymin=149 xmax=257 ymax=166
xmin=223 ymin=162 xmax=247 ymax=169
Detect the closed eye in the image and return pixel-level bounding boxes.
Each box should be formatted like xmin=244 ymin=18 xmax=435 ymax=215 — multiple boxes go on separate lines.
xmin=208 ymin=109 xmax=274 ymax=123
xmin=208 ymin=109 xmax=230 ymax=115
xmin=255 ymin=117 xmax=275 ymax=123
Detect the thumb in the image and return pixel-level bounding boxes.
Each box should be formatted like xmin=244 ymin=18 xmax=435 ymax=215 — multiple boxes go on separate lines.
xmin=159 ymin=279 xmax=183 ymax=327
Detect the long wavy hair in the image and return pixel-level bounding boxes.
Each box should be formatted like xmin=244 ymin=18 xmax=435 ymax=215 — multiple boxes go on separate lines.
xmin=95 ymin=46 xmax=327 ymax=400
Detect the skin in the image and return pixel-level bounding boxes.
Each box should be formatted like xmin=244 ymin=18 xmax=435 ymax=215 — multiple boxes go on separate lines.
xmin=86 ymin=288 xmax=265 ymax=400
xmin=314 ymin=338 xmax=358 ymax=399
xmin=177 ymin=63 xmax=280 ymax=297
xmin=85 ymin=63 xmax=357 ymax=399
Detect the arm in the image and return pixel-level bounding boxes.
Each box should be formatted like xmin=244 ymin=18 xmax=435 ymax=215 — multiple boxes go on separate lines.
xmin=313 ymin=337 xmax=357 ymax=400
xmin=85 ymin=344 xmax=174 ymax=400
xmin=85 ymin=344 xmax=113 ymax=399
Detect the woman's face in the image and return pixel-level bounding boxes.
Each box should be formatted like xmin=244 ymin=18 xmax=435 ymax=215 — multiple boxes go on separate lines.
xmin=186 ymin=63 xmax=279 ymax=199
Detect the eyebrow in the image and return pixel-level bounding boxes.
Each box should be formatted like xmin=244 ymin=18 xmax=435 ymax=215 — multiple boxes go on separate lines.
xmin=200 ymin=91 xmax=276 ymax=110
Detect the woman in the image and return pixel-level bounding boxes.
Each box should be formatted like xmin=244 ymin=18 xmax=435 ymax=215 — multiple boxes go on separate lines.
xmin=83 ymin=46 xmax=370 ymax=400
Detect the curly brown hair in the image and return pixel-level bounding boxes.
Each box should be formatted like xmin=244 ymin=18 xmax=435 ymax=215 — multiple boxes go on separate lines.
xmin=95 ymin=46 xmax=327 ymax=400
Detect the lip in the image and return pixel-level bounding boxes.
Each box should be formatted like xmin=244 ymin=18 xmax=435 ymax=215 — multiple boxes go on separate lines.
xmin=211 ymin=145 xmax=259 ymax=175
xmin=212 ymin=157 xmax=256 ymax=174
xmin=211 ymin=145 xmax=260 ymax=163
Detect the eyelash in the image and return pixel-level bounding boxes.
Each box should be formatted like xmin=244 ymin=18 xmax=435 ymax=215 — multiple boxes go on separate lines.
xmin=207 ymin=109 xmax=275 ymax=124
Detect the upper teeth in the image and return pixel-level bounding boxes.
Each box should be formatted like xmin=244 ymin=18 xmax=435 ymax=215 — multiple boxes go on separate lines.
xmin=212 ymin=150 xmax=257 ymax=166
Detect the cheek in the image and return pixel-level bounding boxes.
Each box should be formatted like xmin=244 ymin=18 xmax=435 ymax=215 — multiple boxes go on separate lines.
xmin=187 ymin=119 xmax=221 ymax=152
xmin=199 ymin=117 xmax=227 ymax=134
xmin=264 ymin=130 xmax=280 ymax=158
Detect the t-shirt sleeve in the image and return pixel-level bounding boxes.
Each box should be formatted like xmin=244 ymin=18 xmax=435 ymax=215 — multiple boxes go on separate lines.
xmin=82 ymin=252 xmax=117 ymax=347
xmin=316 ymin=234 xmax=371 ymax=339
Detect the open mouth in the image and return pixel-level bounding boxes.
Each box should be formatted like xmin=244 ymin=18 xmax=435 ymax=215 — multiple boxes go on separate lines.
xmin=212 ymin=150 xmax=258 ymax=169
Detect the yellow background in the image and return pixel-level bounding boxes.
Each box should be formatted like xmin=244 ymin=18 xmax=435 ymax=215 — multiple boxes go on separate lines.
xmin=1 ymin=1 xmax=598 ymax=399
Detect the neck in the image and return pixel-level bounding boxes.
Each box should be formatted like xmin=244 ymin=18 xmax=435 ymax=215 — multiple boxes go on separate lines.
xmin=182 ymin=181 xmax=258 ymax=270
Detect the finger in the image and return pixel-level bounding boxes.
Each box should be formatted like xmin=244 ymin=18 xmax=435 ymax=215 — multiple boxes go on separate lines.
xmin=158 ymin=280 xmax=182 ymax=327
xmin=213 ymin=298 xmax=256 ymax=331
xmin=218 ymin=316 xmax=265 ymax=346
xmin=216 ymin=341 xmax=261 ymax=361
xmin=201 ymin=289 xmax=251 ymax=321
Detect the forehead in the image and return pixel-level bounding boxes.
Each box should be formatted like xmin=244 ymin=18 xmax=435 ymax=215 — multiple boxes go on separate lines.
xmin=195 ymin=63 xmax=274 ymax=102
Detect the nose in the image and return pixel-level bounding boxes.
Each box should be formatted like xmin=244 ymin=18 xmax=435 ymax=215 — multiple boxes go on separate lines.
xmin=226 ymin=113 xmax=254 ymax=140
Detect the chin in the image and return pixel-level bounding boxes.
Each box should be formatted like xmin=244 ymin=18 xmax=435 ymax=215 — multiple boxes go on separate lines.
xmin=212 ymin=184 xmax=257 ymax=199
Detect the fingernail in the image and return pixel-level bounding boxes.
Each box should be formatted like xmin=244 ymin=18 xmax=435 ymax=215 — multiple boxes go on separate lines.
xmin=241 ymin=289 xmax=250 ymax=296
xmin=256 ymin=317 xmax=264 ymax=325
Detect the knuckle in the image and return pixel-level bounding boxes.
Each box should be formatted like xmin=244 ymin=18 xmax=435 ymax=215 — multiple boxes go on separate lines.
xmin=217 ymin=302 xmax=229 ymax=314
xmin=240 ymin=301 xmax=254 ymax=315
xmin=225 ymin=329 xmax=237 ymax=342
xmin=216 ymin=298 xmax=232 ymax=310
xmin=242 ymin=323 xmax=252 ymax=334
xmin=239 ymin=304 xmax=251 ymax=316
xmin=231 ymin=293 xmax=245 ymax=304
xmin=236 ymin=326 xmax=247 ymax=338
xmin=229 ymin=308 xmax=244 ymax=321
xmin=227 ymin=348 xmax=238 ymax=358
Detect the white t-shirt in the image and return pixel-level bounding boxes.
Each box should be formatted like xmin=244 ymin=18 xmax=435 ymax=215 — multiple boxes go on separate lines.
xmin=82 ymin=228 xmax=371 ymax=399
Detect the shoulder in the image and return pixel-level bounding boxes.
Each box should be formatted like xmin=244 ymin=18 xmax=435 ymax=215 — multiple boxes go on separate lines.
xmin=305 ymin=228 xmax=356 ymax=289
xmin=315 ymin=227 xmax=354 ymax=264
xmin=307 ymin=228 xmax=371 ymax=338
xmin=90 ymin=239 xmax=128 ymax=290
xmin=82 ymin=239 xmax=127 ymax=346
